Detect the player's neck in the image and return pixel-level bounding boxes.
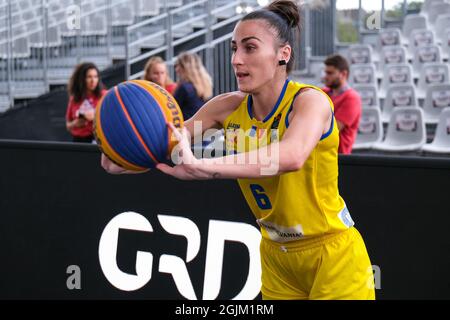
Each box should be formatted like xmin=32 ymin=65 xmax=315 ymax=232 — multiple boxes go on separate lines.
xmin=251 ymin=76 xmax=288 ymax=121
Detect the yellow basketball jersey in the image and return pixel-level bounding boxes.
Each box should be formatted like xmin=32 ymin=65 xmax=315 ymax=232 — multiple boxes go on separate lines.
xmin=223 ymin=79 xmax=354 ymax=242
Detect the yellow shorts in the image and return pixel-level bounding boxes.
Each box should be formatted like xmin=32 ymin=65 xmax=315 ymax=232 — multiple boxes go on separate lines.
xmin=260 ymin=227 xmax=376 ymax=300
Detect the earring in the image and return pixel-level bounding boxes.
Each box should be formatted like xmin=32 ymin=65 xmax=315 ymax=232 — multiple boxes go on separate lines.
xmin=278 ymin=60 xmax=287 ymax=66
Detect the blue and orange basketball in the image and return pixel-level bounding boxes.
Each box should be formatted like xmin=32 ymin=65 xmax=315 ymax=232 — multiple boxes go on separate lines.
xmin=94 ymin=80 xmax=184 ymax=171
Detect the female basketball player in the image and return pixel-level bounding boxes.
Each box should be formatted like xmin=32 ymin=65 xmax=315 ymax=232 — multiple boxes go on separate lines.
xmin=101 ymin=0 xmax=375 ymax=300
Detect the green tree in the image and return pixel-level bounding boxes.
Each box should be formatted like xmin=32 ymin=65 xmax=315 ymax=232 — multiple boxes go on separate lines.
xmin=337 ymin=22 xmax=358 ymax=43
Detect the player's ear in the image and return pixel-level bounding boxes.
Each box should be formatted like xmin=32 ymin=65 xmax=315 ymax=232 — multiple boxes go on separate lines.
xmin=279 ymin=44 xmax=292 ymax=65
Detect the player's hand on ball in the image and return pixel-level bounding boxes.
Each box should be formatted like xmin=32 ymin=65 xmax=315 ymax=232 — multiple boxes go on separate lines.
xmin=157 ymin=123 xmax=205 ymax=180
xmin=101 ymin=153 xmax=149 ymax=175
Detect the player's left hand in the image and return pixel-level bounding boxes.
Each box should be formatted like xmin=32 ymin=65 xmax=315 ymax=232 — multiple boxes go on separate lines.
xmin=156 ymin=122 xmax=208 ymax=180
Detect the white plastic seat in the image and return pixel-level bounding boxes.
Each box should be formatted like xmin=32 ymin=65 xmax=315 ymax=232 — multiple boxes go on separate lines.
xmin=81 ymin=14 xmax=107 ymax=36
xmin=412 ymin=44 xmax=442 ymax=76
xmin=11 ymin=36 xmax=30 ymax=58
xmin=373 ymin=107 xmax=426 ymax=152
xmin=402 ymin=14 xmax=428 ymax=41
xmin=375 ymin=28 xmax=402 ymax=62
xmin=378 ymin=28 xmax=402 ymax=47
xmin=82 ymin=2 xmax=94 ymax=14
xmin=353 ymin=84 xmax=380 ymax=109
xmin=47 ymin=25 xmax=61 ymax=47
xmin=166 ymin=0 xmax=183 ymax=7
xmin=442 ymin=28 xmax=450 ymax=60
xmin=422 ymin=107 xmax=450 ymax=153
xmin=407 ymin=29 xmax=434 ymax=59
xmin=349 ymin=64 xmax=377 ymax=86
xmin=422 ymin=84 xmax=450 ymax=123
xmin=135 ymin=0 xmax=160 ymax=17
xmin=347 ymin=44 xmax=373 ymax=64
xmin=417 ymin=63 xmax=450 ymax=99
xmin=353 ymin=107 xmax=383 ymax=150
xmin=421 ymin=0 xmax=445 ymax=14
xmin=21 ymin=9 xmax=35 ymax=22
xmin=18 ymin=0 xmax=31 ymax=11
xmin=428 ymin=2 xmax=450 ymax=24
xmin=111 ymin=4 xmax=134 ymax=26
xmin=380 ymin=45 xmax=407 ymax=71
xmin=434 ymin=14 xmax=450 ymax=44
xmin=382 ymin=83 xmax=418 ymax=123
xmin=380 ymin=63 xmax=414 ymax=98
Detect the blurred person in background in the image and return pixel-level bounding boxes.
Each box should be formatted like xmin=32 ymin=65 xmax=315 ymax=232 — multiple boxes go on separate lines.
xmin=66 ymin=62 xmax=107 ymax=143
xmin=322 ymin=54 xmax=361 ymax=154
xmin=143 ymin=56 xmax=177 ymax=95
xmin=173 ymin=52 xmax=213 ymax=120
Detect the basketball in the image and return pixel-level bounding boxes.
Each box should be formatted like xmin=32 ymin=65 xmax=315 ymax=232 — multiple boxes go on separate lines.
xmin=94 ymin=80 xmax=184 ymax=171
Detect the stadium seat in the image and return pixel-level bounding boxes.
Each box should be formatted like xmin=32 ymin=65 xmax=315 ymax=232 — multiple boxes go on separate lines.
xmin=422 ymin=0 xmax=445 ymax=13
xmin=134 ymin=0 xmax=160 ymax=17
xmin=111 ymin=4 xmax=134 ymax=27
xmin=353 ymin=84 xmax=380 ymax=109
xmin=349 ymin=64 xmax=377 ymax=86
xmin=380 ymin=63 xmax=414 ymax=98
xmin=412 ymin=44 xmax=442 ymax=77
xmin=417 ymin=63 xmax=450 ymax=99
xmin=434 ymin=14 xmax=450 ymax=44
xmin=378 ymin=28 xmax=402 ymax=47
xmin=402 ymin=14 xmax=428 ymax=41
xmin=18 ymin=0 xmax=31 ymax=11
xmin=380 ymin=45 xmax=407 ymax=71
xmin=81 ymin=14 xmax=107 ymax=36
xmin=166 ymin=0 xmax=183 ymax=8
xmin=442 ymin=28 xmax=450 ymax=60
xmin=12 ymin=37 xmax=30 ymax=58
xmin=421 ymin=107 xmax=450 ymax=153
xmin=423 ymin=83 xmax=450 ymax=124
xmin=428 ymin=2 xmax=450 ymax=25
xmin=407 ymin=29 xmax=434 ymax=59
xmin=375 ymin=28 xmax=402 ymax=62
xmin=382 ymin=83 xmax=418 ymax=123
xmin=373 ymin=107 xmax=426 ymax=152
xmin=353 ymin=107 xmax=383 ymax=150
xmin=347 ymin=44 xmax=373 ymax=64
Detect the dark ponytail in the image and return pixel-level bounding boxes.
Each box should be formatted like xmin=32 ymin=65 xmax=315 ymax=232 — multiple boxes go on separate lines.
xmin=241 ymin=0 xmax=301 ymax=73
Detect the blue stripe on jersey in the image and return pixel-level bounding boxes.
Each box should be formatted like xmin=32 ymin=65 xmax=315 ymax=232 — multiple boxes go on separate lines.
xmin=247 ymin=79 xmax=290 ymax=123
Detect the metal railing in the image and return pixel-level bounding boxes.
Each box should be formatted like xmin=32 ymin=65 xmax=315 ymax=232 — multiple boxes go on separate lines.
xmin=125 ymin=0 xmax=258 ymax=90
xmin=2 ymin=0 xmax=319 ymax=114
xmin=0 ymin=0 xmax=148 ymax=112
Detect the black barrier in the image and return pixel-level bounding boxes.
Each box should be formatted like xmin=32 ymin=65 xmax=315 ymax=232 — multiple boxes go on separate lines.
xmin=1 ymin=139 xmax=450 ymax=300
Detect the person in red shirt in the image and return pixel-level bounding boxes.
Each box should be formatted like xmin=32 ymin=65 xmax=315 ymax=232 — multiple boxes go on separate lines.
xmin=65 ymin=62 xmax=107 ymax=143
xmin=322 ymin=54 xmax=362 ymax=154
xmin=143 ymin=56 xmax=177 ymax=95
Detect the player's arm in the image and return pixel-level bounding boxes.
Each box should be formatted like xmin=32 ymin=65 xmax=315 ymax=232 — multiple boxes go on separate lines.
xmin=183 ymin=91 xmax=245 ymax=140
xmin=101 ymin=92 xmax=244 ymax=174
xmin=157 ymin=89 xmax=332 ymax=180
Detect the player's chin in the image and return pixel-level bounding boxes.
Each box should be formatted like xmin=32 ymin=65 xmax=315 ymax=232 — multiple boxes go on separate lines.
xmin=236 ymin=83 xmax=254 ymax=94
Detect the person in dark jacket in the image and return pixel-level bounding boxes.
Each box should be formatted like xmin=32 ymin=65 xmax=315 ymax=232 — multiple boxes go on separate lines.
xmin=173 ymin=52 xmax=213 ymax=120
